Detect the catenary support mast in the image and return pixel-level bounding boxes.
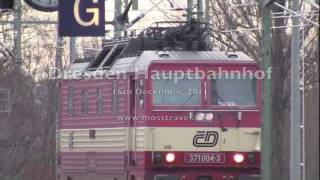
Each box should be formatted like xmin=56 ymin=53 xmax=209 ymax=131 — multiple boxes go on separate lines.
xmin=14 ymin=0 xmax=22 ymax=66
xmin=290 ymin=0 xmax=302 ymax=179
xmin=262 ymin=1 xmax=273 ymax=180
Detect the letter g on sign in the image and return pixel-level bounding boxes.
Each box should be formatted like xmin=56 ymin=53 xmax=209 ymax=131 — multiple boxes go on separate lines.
xmin=58 ymin=0 xmax=105 ymax=36
xmin=74 ymin=0 xmax=100 ymax=27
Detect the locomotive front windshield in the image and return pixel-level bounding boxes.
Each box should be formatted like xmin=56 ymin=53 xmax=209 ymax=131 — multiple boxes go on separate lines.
xmin=210 ymin=77 xmax=257 ymax=107
xmin=152 ymin=77 xmax=201 ymax=106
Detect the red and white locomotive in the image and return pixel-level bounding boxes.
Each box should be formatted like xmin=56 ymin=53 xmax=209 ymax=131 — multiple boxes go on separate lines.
xmin=57 ymin=21 xmax=261 ymax=180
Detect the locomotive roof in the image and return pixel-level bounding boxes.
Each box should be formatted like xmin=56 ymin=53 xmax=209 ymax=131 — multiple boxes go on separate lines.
xmin=136 ymin=50 xmax=253 ymax=64
xmin=64 ymin=51 xmax=256 ymax=79
xmin=113 ymin=51 xmax=255 ymax=71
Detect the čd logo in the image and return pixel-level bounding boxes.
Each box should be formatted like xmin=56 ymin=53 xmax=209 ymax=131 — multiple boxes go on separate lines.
xmin=193 ymin=131 xmax=219 ymax=147
xmin=59 ymin=0 xmax=105 ymax=36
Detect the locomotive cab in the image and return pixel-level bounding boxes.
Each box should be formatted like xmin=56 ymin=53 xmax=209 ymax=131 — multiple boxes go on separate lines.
xmin=127 ymin=51 xmax=262 ymax=180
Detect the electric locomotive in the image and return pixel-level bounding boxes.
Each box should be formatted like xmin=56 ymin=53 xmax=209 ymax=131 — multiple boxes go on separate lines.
xmin=57 ymin=20 xmax=261 ymax=180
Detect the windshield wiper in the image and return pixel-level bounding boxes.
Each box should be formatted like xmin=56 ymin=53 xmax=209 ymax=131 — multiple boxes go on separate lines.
xmin=181 ymin=90 xmax=197 ymax=106
xmin=211 ymin=82 xmax=241 ymax=125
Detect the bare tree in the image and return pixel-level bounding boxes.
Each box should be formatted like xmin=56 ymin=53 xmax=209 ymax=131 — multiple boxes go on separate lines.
xmin=209 ymin=0 xmax=319 ymax=179
xmin=0 ymin=6 xmax=57 ymax=180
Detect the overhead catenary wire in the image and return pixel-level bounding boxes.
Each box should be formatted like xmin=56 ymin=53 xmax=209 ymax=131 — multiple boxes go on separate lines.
xmin=273 ymin=2 xmax=319 ymax=26
xmin=1 ymin=0 xmax=319 ymax=64
xmin=272 ymin=10 xmax=319 ymax=14
xmin=149 ymin=0 xmax=177 ymax=22
xmin=228 ymin=2 xmax=260 ymax=8
xmin=217 ymin=24 xmax=315 ymax=34
xmin=272 ymin=13 xmax=319 ymax=19
xmin=208 ymin=0 xmax=319 ymax=34
xmin=303 ymin=0 xmax=319 ymax=9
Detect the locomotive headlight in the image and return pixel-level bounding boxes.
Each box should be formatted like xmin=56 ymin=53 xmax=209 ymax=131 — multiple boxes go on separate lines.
xmin=205 ymin=113 xmax=214 ymax=121
xmin=195 ymin=113 xmax=205 ymax=121
xmin=165 ymin=153 xmax=176 ymax=163
xmin=233 ymin=153 xmax=245 ymax=163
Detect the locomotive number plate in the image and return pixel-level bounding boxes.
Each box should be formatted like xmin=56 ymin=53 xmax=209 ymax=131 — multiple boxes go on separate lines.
xmin=184 ymin=153 xmax=225 ymax=163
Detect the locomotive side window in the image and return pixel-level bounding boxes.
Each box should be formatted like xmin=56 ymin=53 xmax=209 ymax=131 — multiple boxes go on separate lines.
xmin=97 ymin=88 xmax=104 ymax=115
xmin=196 ymin=176 xmax=212 ymax=180
xmin=152 ymin=75 xmax=201 ymax=106
xmin=0 ymin=89 xmax=10 ymax=113
xmin=210 ymin=76 xmax=256 ymax=106
xmin=81 ymin=89 xmax=88 ymax=115
xmin=112 ymin=81 xmax=118 ymax=115
xmin=138 ymin=79 xmax=144 ymax=109
xmin=68 ymin=87 xmax=74 ymax=116
xmin=154 ymin=175 xmax=180 ymax=180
